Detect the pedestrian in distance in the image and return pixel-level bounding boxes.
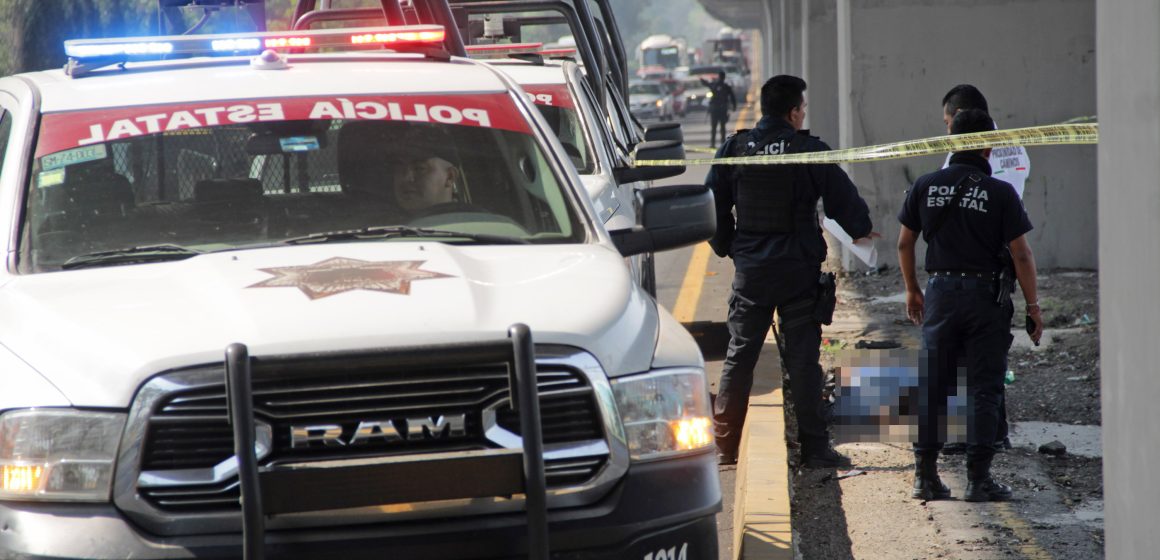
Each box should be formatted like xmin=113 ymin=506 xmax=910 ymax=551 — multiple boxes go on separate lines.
xmin=937 ymin=84 xmax=1031 ymax=456
xmin=706 ymin=75 xmax=880 ymax=468
xmin=701 ymin=71 xmax=737 ymax=148
xmin=896 ymin=108 xmax=1045 ymax=502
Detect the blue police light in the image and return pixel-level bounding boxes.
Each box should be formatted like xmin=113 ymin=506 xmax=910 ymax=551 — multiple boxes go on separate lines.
xmin=64 ymin=25 xmax=448 ymax=62
xmin=211 ymin=38 xmax=262 ymax=53
xmin=65 ymin=41 xmax=175 ymax=58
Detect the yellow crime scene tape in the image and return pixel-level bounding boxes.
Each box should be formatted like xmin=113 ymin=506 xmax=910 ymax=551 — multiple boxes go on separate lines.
xmin=638 ymin=123 xmax=1098 ymax=167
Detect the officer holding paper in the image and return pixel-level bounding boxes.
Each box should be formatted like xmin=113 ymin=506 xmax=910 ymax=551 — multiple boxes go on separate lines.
xmin=707 ymin=75 xmax=877 ymax=468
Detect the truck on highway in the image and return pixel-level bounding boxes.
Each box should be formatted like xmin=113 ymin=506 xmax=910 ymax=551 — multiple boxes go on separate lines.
xmin=637 ymin=34 xmax=688 ymax=78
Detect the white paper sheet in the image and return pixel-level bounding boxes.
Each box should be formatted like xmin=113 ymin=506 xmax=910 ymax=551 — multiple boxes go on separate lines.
xmin=822 ymin=218 xmax=878 ymax=268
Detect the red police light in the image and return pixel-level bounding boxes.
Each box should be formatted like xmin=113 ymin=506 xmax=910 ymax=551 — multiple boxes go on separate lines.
xmin=350 ymin=29 xmax=447 ymax=46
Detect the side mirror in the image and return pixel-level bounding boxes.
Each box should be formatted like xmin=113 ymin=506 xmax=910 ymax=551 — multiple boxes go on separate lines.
xmin=610 ymin=184 xmax=716 ymax=256
xmin=615 ymin=140 xmax=686 ymax=184
xmin=644 ymin=122 xmax=683 ymax=144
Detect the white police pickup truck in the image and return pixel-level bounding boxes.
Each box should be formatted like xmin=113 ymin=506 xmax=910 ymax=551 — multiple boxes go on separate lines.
xmin=471 ymin=50 xmax=686 ymax=295
xmin=0 ymin=25 xmax=720 ymax=559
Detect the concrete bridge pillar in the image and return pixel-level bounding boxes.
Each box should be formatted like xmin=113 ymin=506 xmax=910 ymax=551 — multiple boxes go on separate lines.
xmin=1098 ymin=1 xmax=1160 ymax=557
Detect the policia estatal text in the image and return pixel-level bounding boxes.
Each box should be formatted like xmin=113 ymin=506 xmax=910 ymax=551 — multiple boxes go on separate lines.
xmin=897 ymin=108 xmax=1044 ymax=502
xmin=707 ymin=75 xmax=877 ymax=468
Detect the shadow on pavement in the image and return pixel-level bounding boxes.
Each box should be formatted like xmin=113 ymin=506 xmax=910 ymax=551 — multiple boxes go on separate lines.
xmin=783 ymin=370 xmax=857 ymax=559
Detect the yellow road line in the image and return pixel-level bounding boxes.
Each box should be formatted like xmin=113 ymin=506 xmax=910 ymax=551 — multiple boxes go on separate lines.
xmin=994 ymin=502 xmax=1053 ymax=559
xmin=672 ymin=242 xmax=712 ymax=322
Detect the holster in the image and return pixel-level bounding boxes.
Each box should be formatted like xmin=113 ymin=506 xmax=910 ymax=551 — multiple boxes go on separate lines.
xmin=814 ymin=271 xmax=838 ymax=325
xmin=994 ymin=248 xmax=1016 ymax=306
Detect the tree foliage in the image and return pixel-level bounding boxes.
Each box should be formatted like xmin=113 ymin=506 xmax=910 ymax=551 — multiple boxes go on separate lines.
xmin=0 ymin=0 xmax=136 ymax=74
xmin=0 ymin=0 xmax=293 ymax=75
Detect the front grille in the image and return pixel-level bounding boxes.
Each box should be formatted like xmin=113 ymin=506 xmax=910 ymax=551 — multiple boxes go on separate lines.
xmin=139 ymin=455 xmax=608 ymax=514
xmin=143 ymin=421 xmax=236 ymax=470
xmin=138 ymin=359 xmax=606 ymax=513
xmin=496 ymin=394 xmax=603 ymax=444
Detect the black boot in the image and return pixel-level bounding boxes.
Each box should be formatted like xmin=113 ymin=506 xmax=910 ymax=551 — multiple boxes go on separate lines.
xmin=912 ymin=451 xmax=951 ymax=500
xmin=941 ymin=442 xmax=966 ymax=455
xmin=964 ymin=455 xmax=1013 ymax=502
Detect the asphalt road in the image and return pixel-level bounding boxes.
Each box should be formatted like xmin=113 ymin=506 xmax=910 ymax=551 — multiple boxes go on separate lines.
xmin=647 ymin=104 xmax=752 ymax=560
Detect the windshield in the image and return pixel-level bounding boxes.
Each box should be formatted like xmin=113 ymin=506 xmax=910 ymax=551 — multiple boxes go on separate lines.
xmin=642 ymin=47 xmax=680 ymax=69
xmin=629 ymin=83 xmax=664 ymax=96
xmin=521 ymin=84 xmax=594 ymax=174
xmin=23 ymin=93 xmax=585 ymax=272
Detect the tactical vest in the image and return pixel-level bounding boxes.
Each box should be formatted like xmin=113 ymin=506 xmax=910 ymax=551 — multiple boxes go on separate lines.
xmin=732 ymin=129 xmax=819 ymax=234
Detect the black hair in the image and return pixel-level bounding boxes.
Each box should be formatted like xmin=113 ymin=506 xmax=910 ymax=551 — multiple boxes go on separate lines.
xmin=942 ymin=84 xmax=989 ymax=115
xmin=950 ymin=108 xmax=995 ymax=156
xmin=950 ymin=108 xmax=995 ymax=135
xmin=760 ymin=75 xmax=806 ymax=119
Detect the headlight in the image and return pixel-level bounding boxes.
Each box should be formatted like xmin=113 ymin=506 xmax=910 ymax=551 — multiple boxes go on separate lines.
xmin=655 ymin=99 xmax=664 ymax=107
xmin=0 ymin=409 xmax=125 ymax=502
xmin=706 ymin=91 xmax=714 ymax=99
xmin=612 ymin=370 xmax=713 ymax=461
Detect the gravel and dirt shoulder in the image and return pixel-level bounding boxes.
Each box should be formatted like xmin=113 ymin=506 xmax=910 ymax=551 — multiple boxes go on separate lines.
xmin=785 ymin=266 xmax=1104 ymax=559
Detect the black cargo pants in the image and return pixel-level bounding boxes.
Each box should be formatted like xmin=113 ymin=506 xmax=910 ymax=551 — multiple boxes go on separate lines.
xmin=709 ymin=108 xmax=729 ymax=148
xmin=713 ymin=268 xmax=828 ymax=455
xmin=915 ymin=276 xmax=1013 ymax=460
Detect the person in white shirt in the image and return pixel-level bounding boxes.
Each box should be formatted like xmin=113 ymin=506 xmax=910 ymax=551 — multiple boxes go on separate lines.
xmin=938 ymin=84 xmax=1029 ymax=455
xmin=941 ymin=85 xmax=1031 ymax=199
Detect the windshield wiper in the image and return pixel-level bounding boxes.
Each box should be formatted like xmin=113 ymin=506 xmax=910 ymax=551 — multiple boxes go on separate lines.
xmin=61 ymin=244 xmax=204 ymax=270
xmin=282 ymin=226 xmax=531 ymax=246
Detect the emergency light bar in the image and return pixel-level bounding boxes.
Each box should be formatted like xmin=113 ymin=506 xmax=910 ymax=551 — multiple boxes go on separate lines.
xmin=538 ymin=48 xmax=577 ymax=57
xmin=464 ymin=42 xmax=544 ymax=59
xmin=64 ymin=25 xmax=447 ymax=60
xmin=464 ymin=43 xmax=577 ymax=61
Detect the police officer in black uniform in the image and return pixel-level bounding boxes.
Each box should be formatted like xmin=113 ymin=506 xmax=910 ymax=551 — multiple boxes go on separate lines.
xmin=701 ymin=71 xmax=737 ymax=148
xmin=707 ymin=75 xmax=877 ymax=467
xmin=896 ymin=108 xmax=1044 ymax=501
xmin=937 ymin=85 xmax=1020 ymax=456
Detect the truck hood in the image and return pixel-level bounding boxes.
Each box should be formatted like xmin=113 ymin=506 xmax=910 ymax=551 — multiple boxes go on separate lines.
xmin=0 ymin=243 xmax=658 ymax=408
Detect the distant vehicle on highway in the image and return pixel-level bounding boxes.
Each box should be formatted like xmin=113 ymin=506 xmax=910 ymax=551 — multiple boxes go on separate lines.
xmin=681 ymin=77 xmax=713 ymax=112
xmin=637 ymin=34 xmax=687 ymax=75
xmin=690 ymin=64 xmax=750 ymax=103
xmin=629 ymin=79 xmax=676 ymax=121
xmin=722 ymin=63 xmax=751 ymax=101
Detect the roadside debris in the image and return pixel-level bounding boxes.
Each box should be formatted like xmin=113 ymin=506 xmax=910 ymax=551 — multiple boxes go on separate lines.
xmin=1039 ymin=441 xmax=1068 ymax=456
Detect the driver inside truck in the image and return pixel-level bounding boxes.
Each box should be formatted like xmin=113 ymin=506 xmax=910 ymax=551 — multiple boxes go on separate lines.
xmin=385 ymin=127 xmax=478 ymax=221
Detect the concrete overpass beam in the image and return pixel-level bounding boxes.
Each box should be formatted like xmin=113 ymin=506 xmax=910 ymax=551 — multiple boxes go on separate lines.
xmin=1098 ymin=0 xmax=1160 ymax=557
xmin=761 ymin=0 xmax=776 ymax=80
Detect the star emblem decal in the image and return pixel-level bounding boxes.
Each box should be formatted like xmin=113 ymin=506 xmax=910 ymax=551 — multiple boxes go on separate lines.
xmin=247 ymin=257 xmax=453 ymax=300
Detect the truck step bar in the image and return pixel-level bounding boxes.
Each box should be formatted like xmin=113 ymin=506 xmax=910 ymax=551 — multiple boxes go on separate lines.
xmin=222 ymin=323 xmax=549 ymax=559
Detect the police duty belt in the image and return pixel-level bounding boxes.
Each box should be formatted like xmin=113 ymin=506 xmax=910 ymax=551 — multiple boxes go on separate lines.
xmin=637 ymin=123 xmax=1098 ymax=167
